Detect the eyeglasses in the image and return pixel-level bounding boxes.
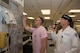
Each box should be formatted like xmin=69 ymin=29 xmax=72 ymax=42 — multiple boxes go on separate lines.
xmin=34 ymin=19 xmax=41 ymax=21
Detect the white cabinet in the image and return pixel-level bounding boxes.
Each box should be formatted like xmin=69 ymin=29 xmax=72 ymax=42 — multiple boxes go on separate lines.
xmin=12 ymin=0 xmax=24 ymax=7
xmin=47 ymin=32 xmax=55 ymax=53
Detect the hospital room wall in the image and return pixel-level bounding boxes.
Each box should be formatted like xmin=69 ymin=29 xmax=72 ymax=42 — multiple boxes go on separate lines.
xmin=8 ymin=0 xmax=23 ymax=53
xmin=0 ymin=0 xmax=23 ymax=53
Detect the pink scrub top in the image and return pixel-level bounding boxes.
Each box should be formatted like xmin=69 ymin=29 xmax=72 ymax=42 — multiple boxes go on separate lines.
xmin=28 ymin=26 xmax=47 ymax=53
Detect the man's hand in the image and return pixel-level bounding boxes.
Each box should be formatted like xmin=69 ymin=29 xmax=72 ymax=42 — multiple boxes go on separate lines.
xmin=22 ymin=15 xmax=27 ymax=23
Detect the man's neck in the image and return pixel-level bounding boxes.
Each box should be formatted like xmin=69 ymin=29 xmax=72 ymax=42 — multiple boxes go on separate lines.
xmin=36 ymin=25 xmax=41 ymax=28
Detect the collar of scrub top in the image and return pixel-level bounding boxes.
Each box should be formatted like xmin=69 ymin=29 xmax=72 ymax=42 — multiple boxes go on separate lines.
xmin=60 ymin=26 xmax=71 ymax=38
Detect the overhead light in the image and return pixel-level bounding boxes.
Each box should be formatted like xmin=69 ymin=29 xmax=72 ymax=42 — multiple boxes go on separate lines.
xmin=68 ymin=15 xmax=76 ymax=17
xmin=69 ymin=9 xmax=80 ymax=13
xmin=41 ymin=9 xmax=50 ymax=15
xmin=27 ymin=17 xmax=34 ymax=19
xmin=56 ymin=20 xmax=60 ymax=23
xmin=23 ymin=12 xmax=27 ymax=15
xmin=44 ymin=17 xmax=50 ymax=19
xmin=76 ymin=25 xmax=80 ymax=27
xmin=77 ymin=20 xmax=80 ymax=22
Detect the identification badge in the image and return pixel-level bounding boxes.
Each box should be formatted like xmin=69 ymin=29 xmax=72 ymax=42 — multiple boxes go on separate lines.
xmin=60 ymin=36 xmax=63 ymax=44
xmin=75 ymin=33 xmax=77 ymax=37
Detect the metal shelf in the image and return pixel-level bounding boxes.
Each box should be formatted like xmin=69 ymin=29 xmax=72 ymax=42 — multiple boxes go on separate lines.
xmin=23 ymin=39 xmax=31 ymax=45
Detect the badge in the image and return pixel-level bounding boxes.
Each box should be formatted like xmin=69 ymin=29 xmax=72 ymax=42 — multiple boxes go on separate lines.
xmin=60 ymin=36 xmax=63 ymax=44
xmin=75 ymin=33 xmax=77 ymax=37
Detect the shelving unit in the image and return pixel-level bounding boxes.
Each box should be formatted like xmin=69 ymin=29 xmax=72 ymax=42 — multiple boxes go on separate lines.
xmin=23 ymin=35 xmax=32 ymax=45
xmin=23 ymin=33 xmax=32 ymax=53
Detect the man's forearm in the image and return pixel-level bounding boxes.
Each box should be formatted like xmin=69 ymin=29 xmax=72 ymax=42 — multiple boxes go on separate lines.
xmin=40 ymin=37 xmax=47 ymax=53
xmin=40 ymin=46 xmax=46 ymax=53
xmin=23 ymin=21 xmax=27 ymax=28
xmin=22 ymin=16 xmax=30 ymax=30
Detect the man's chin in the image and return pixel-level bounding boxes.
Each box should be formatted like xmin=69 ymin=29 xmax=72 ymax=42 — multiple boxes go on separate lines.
xmin=33 ymin=25 xmax=37 ymax=28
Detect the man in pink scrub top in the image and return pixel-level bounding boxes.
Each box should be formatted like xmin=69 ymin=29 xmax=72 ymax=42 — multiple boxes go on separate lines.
xmin=23 ymin=15 xmax=47 ymax=53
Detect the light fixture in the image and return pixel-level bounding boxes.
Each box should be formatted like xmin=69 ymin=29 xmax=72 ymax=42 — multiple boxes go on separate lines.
xmin=44 ymin=17 xmax=50 ymax=19
xmin=68 ymin=15 xmax=76 ymax=17
xmin=41 ymin=9 xmax=50 ymax=15
xmin=27 ymin=17 xmax=34 ymax=19
xmin=56 ymin=20 xmax=60 ymax=23
xmin=76 ymin=25 xmax=80 ymax=27
xmin=23 ymin=12 xmax=27 ymax=15
xmin=77 ymin=20 xmax=80 ymax=22
xmin=69 ymin=9 xmax=80 ymax=13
